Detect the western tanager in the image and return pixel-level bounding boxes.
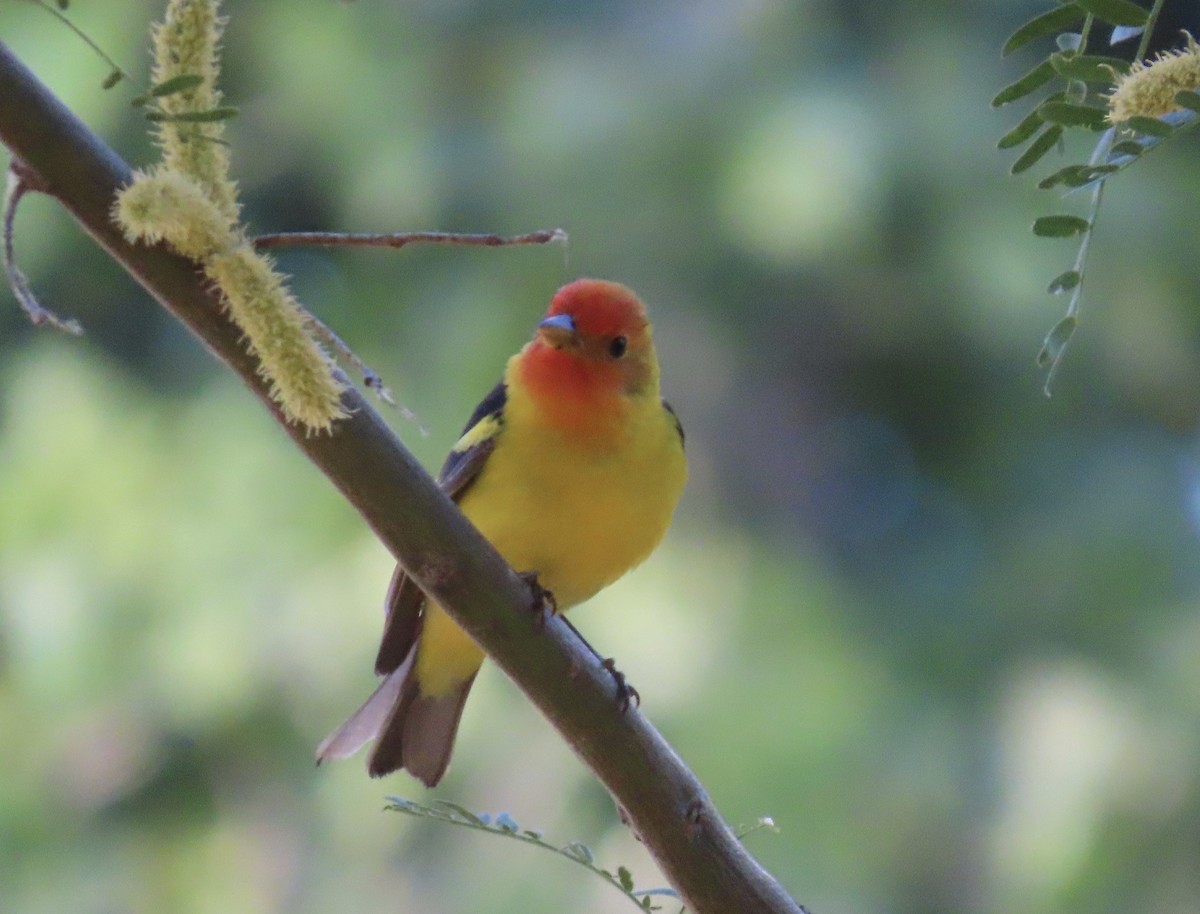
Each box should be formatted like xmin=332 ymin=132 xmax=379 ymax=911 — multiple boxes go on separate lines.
xmin=317 ymin=279 xmax=687 ymax=785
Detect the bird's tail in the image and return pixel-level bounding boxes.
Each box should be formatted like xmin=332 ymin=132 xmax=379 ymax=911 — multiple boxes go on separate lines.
xmin=315 ymin=650 xmax=476 ymax=787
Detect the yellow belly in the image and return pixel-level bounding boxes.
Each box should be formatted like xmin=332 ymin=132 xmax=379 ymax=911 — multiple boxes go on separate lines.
xmin=415 ymin=395 xmax=686 ymax=695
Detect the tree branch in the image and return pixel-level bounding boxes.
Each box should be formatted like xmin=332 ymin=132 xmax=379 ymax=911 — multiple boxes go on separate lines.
xmin=252 ymin=228 xmax=568 ymax=250
xmin=0 ymin=40 xmax=805 ymax=914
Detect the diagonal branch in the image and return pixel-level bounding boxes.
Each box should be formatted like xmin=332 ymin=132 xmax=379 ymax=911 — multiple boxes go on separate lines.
xmin=0 ymin=40 xmax=805 ymax=914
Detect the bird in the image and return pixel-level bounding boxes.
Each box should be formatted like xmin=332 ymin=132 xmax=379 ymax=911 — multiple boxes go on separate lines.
xmin=316 ymin=278 xmax=688 ymax=785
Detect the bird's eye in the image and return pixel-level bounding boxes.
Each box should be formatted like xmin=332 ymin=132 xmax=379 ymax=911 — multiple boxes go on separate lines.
xmin=609 ymin=336 xmax=628 ymax=359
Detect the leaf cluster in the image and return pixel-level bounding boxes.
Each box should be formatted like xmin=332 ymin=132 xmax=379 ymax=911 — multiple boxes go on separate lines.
xmin=994 ymin=0 xmax=1200 ymax=394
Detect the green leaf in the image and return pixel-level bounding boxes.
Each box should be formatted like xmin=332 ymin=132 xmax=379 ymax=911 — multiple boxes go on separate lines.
xmin=618 ymin=866 xmax=635 ymax=892
xmin=1036 ymin=165 xmax=1077 ymax=189
xmin=998 ymin=109 xmax=1045 ymax=149
xmin=992 ymin=59 xmax=1056 ymax=107
xmin=1037 ymin=164 xmax=1089 ymax=189
xmin=1174 ymin=90 xmax=1200 ymax=113
xmin=1075 ymin=0 xmax=1149 ymax=27
xmin=564 ymin=842 xmax=594 ymax=864
xmin=1003 ymin=5 xmax=1086 ymax=57
xmin=1011 ymin=125 xmax=1064 ymax=174
xmin=1033 ymin=214 xmax=1091 ymax=237
xmin=1041 ymin=163 xmax=1118 ymax=188
xmin=150 ymin=74 xmax=205 ymax=97
xmin=429 ymin=800 xmax=486 ymax=826
xmin=143 ymin=106 xmax=239 ymax=123
xmin=1037 ymin=314 xmax=1079 ymax=367
xmin=1109 ymin=139 xmax=1145 ymax=156
xmin=1037 ymin=100 xmax=1110 ymax=130
xmin=1047 ymin=270 xmax=1082 ymax=294
xmin=1050 ymin=52 xmax=1129 ymax=83
xmin=1123 ymin=115 xmax=1175 ymax=137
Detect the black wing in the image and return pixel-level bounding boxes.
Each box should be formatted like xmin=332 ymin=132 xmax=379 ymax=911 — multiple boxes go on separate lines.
xmin=437 ymin=380 xmax=507 ymax=497
xmin=663 ymin=398 xmax=685 ymax=447
xmin=374 ymin=381 xmax=507 ymax=675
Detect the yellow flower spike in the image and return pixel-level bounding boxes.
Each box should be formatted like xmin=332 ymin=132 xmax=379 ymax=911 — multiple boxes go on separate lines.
xmin=113 ymin=167 xmax=236 ymax=260
xmin=1108 ymin=32 xmax=1200 ymax=123
xmin=204 ymin=245 xmax=349 ymax=432
xmin=150 ymin=0 xmax=239 ymax=225
xmin=112 ymin=0 xmax=348 ymax=431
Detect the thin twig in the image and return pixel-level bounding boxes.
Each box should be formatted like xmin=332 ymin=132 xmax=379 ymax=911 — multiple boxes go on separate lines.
xmin=1041 ymin=132 xmax=1110 ymax=398
xmin=4 ymin=161 xmax=83 ymax=335
xmin=253 ymin=227 xmax=565 ymax=425
xmin=303 ymin=305 xmax=428 ymax=434
xmin=1040 ymin=0 xmax=1169 ymax=396
xmin=386 ymin=797 xmax=679 ymax=912
xmin=252 ymin=228 xmax=567 ymax=251
xmin=20 ymin=0 xmax=130 ymax=89
xmin=1133 ymin=0 xmax=1169 ymax=63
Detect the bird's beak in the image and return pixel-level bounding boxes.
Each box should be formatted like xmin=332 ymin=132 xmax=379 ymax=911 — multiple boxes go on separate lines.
xmin=537 ymin=313 xmax=578 ymax=349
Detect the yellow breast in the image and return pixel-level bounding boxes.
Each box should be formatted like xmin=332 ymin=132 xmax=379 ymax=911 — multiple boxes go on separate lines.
xmin=415 ymin=383 xmax=686 ymax=695
xmin=460 ymin=385 xmax=686 ymax=608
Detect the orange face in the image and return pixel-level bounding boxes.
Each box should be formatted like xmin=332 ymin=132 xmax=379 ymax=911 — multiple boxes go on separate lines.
xmin=522 ymin=279 xmax=656 ymax=400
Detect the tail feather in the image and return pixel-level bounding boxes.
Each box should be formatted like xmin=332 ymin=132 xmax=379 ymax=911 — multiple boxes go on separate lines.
xmin=317 ymin=647 xmax=477 ymax=787
xmin=375 ymin=566 xmax=424 ymax=675
xmin=368 ymin=672 xmax=477 ymax=785
xmin=315 ymin=652 xmax=412 ymax=764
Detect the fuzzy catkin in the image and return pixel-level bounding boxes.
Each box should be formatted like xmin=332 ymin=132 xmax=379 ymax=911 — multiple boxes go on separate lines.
xmin=1108 ymin=34 xmax=1200 ymax=123
xmin=112 ymin=0 xmax=347 ymax=431
xmin=205 ymin=246 xmax=349 ymax=431
xmin=150 ymin=0 xmax=240 ymax=225
xmin=113 ymin=167 xmax=236 ymax=260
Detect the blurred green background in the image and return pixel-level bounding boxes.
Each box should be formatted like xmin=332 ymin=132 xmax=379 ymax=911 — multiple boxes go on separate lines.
xmin=3 ymin=1 xmax=1200 ymax=912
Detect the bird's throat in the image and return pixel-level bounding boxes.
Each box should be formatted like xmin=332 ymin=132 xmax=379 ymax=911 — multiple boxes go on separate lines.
xmin=512 ymin=342 xmax=628 ymax=444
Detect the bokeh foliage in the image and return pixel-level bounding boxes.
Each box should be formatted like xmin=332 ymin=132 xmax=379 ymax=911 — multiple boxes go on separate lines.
xmin=3 ymin=2 xmax=1200 ymax=913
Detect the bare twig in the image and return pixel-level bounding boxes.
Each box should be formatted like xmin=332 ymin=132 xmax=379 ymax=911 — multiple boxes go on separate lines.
xmin=303 ymin=305 xmax=428 ymax=433
xmin=19 ymin=0 xmax=129 ymax=89
xmin=4 ymin=160 xmax=83 ymax=334
xmin=387 ymin=797 xmax=681 ymax=912
xmin=252 ymin=228 xmax=567 ymax=251
xmin=252 ymin=228 xmax=565 ymax=424
xmin=0 ymin=41 xmax=804 ymax=914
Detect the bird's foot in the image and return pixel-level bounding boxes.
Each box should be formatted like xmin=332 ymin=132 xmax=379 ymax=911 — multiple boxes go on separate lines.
xmin=519 ymin=571 xmax=558 ymax=630
xmin=601 ymin=657 xmax=640 ymax=712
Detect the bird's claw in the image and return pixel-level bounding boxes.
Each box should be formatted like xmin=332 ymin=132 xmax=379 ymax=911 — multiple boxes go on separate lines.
xmin=519 ymin=571 xmax=558 ymax=630
xmin=601 ymin=657 xmax=640 ymax=711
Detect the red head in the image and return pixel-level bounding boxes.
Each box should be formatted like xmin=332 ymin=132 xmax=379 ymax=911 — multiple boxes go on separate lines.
xmin=515 ymin=279 xmax=660 ymax=426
